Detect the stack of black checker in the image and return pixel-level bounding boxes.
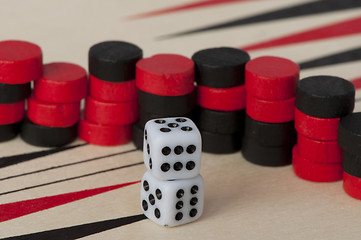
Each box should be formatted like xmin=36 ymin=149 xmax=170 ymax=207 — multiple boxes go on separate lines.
xmin=132 ymin=54 xmax=197 ymax=149
xmin=192 ymin=47 xmax=250 ymax=154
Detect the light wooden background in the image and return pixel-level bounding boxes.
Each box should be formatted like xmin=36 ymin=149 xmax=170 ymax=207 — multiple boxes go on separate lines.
xmin=0 ymin=0 xmax=361 ymax=239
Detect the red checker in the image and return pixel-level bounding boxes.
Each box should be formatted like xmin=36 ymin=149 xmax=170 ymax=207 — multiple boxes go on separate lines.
xmin=246 ymin=94 xmax=295 ymax=123
xmin=33 ymin=62 xmax=87 ymax=103
xmin=292 ymin=145 xmax=342 ymax=182
xmin=136 ymin=54 xmax=194 ymax=96
xmin=78 ymin=118 xmax=131 ymax=146
xmin=0 ymin=100 xmax=25 ymax=124
xmin=27 ymin=96 xmax=80 ymax=127
xmin=245 ymin=56 xmax=299 ymax=100
xmin=85 ymin=96 xmax=139 ymax=125
xmin=297 ymin=133 xmax=342 ymax=164
xmin=295 ymin=108 xmax=339 ymax=141
xmin=343 ymin=172 xmax=361 ymax=200
xmin=89 ymin=74 xmax=137 ymax=102
xmin=197 ymin=85 xmax=246 ymax=111
xmin=0 ymin=40 xmax=43 ymax=84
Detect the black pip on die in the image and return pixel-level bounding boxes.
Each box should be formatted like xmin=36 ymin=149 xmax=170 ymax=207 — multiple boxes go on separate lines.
xmin=141 ymin=117 xmax=204 ymax=227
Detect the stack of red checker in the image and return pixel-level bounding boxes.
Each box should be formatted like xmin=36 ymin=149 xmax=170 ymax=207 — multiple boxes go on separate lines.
xmin=79 ymin=41 xmax=143 ymax=146
xmin=243 ymin=56 xmax=299 ymax=166
xmin=21 ymin=62 xmax=87 ymax=147
xmin=293 ymin=76 xmax=355 ymax=182
xmin=0 ymin=40 xmax=42 ymax=142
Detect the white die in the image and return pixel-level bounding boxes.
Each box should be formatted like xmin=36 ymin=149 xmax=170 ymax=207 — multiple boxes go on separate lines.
xmin=140 ymin=170 xmax=204 ymax=227
xmin=143 ymin=117 xmax=202 ymax=180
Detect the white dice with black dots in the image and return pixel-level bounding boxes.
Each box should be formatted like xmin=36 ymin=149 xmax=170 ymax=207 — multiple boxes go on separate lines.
xmin=143 ymin=117 xmax=202 ymax=181
xmin=141 ymin=170 xmax=204 ymax=227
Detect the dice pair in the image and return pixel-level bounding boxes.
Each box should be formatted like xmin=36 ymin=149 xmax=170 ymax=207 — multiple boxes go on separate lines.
xmin=141 ymin=117 xmax=204 ymax=227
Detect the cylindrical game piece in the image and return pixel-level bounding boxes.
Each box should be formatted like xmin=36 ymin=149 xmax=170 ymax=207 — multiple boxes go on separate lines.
xmin=200 ymin=130 xmax=242 ymax=154
xmin=246 ymin=94 xmax=295 ymax=123
xmin=0 ymin=100 xmax=25 ymax=124
xmin=138 ymin=89 xmax=196 ymax=116
xmin=244 ymin=114 xmax=296 ymax=147
xmin=0 ymin=40 xmax=43 ymax=84
xmin=242 ymin=136 xmax=293 ymax=166
xmin=0 ymin=121 xmax=21 ymax=142
xmin=0 ymin=82 xmax=31 ymax=103
xmin=197 ymin=85 xmax=246 ymax=111
xmin=292 ymin=146 xmax=342 ymax=182
xmin=192 ymin=47 xmax=250 ymax=88
xmin=136 ymin=54 xmax=194 ymax=96
xmin=297 ymin=133 xmax=341 ymax=164
xmin=245 ymin=56 xmax=299 ymax=100
xmin=338 ymin=112 xmax=361 ymax=156
xmin=89 ymin=74 xmax=137 ymax=102
xmin=296 ymin=75 xmax=355 ymax=118
xmin=195 ymin=107 xmax=245 ymax=134
xmin=78 ymin=118 xmax=132 ymax=146
xmin=132 ymin=121 xmax=144 ymax=150
xmin=343 ymin=172 xmax=361 ymax=200
xmin=295 ymin=108 xmax=339 ymax=141
xmin=85 ymin=96 xmax=138 ymax=125
xmin=21 ymin=117 xmax=78 ymax=147
xmin=89 ymin=41 xmax=142 ymax=82
xmin=27 ymin=96 xmax=80 ymax=127
xmin=33 ymin=62 xmax=88 ymax=103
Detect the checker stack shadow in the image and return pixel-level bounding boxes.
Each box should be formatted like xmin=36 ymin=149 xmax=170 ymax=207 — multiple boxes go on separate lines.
xmin=79 ymin=41 xmax=142 ymax=146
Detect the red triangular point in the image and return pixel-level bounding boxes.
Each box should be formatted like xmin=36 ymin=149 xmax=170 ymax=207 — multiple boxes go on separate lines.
xmin=242 ymin=15 xmax=361 ymax=51
xmin=351 ymin=77 xmax=361 ymax=90
xmin=127 ymin=0 xmax=258 ymax=20
xmin=0 ymin=180 xmax=140 ymax=223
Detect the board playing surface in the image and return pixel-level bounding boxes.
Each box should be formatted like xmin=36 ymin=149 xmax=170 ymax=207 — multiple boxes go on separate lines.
xmin=1 ymin=0 xmax=361 ymax=239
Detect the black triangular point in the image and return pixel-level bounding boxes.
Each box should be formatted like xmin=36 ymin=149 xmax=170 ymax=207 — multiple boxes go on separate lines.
xmin=159 ymin=0 xmax=361 ymax=39
xmin=1 ymin=214 xmax=147 ymax=240
xmin=299 ymin=47 xmax=361 ymax=70
xmin=0 ymin=143 xmax=88 ymax=168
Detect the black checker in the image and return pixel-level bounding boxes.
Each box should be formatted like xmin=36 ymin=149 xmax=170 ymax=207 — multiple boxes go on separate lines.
xmin=88 ymin=41 xmax=142 ymax=82
xmin=342 ymin=150 xmax=361 ymax=178
xmin=200 ymin=129 xmax=242 ymax=154
xmin=296 ymin=76 xmax=355 ymax=118
xmin=131 ymin=121 xmax=144 ymax=150
xmin=0 ymin=82 xmax=31 ymax=103
xmin=195 ymin=107 xmax=245 ymax=134
xmin=241 ymin=136 xmax=293 ymax=166
xmin=0 ymin=121 xmax=21 ymax=142
xmin=338 ymin=112 xmax=361 ymax=155
xmin=244 ymin=114 xmax=296 ymax=147
xmin=20 ymin=117 xmax=77 ymax=147
xmin=192 ymin=47 xmax=250 ymax=88
xmin=138 ymin=89 xmax=196 ymax=116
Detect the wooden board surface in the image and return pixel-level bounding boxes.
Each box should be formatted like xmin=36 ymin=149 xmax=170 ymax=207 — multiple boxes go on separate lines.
xmin=1 ymin=0 xmax=361 ymax=239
